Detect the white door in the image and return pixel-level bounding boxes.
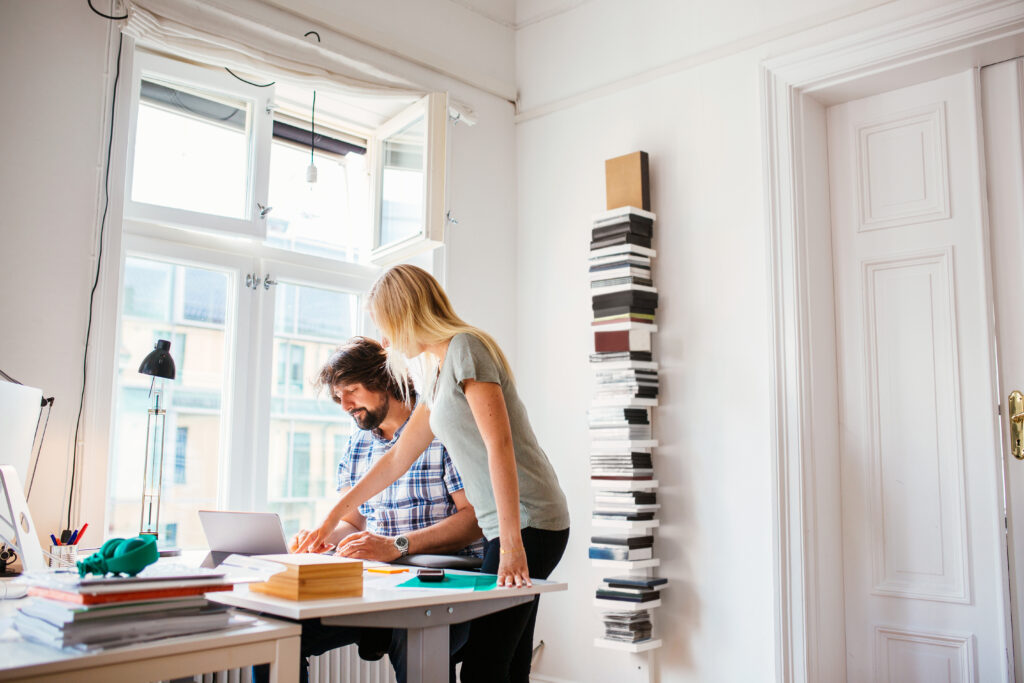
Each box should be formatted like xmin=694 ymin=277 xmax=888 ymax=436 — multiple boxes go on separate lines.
xmin=828 ymin=69 xmax=1011 ymax=682
xmin=983 ymin=56 xmax=1024 ymax=683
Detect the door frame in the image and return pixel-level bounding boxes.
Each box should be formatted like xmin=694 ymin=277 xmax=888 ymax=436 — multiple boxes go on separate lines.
xmin=761 ymin=1 xmax=1024 ymax=681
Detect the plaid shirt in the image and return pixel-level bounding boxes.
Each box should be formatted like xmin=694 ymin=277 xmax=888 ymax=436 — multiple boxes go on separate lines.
xmin=337 ymin=414 xmax=484 ymax=557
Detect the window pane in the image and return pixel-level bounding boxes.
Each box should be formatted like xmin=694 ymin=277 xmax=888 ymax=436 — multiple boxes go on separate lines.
xmin=379 ymin=115 xmax=426 ymax=247
xmin=108 ymin=256 xmax=230 ymax=550
xmin=123 ymin=260 xmax=172 ymax=320
xmin=182 ymin=268 xmax=227 ymax=324
xmin=131 ymin=79 xmax=251 ymax=219
xmin=266 ymin=141 xmax=370 ymax=262
xmin=267 ymin=282 xmax=357 ymax=538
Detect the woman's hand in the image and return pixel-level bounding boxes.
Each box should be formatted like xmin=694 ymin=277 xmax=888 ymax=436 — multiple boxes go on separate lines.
xmin=497 ymin=545 xmax=532 ymax=587
xmin=294 ymin=517 xmax=338 ymax=554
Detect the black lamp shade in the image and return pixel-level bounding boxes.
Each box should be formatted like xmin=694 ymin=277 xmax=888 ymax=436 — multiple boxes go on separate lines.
xmin=139 ymin=339 xmax=176 ymax=380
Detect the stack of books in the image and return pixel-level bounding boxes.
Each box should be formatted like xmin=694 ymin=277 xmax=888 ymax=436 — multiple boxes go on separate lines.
xmin=250 ymin=554 xmax=362 ymax=601
xmin=590 ymin=451 xmax=654 ymax=482
xmin=600 ymin=609 xmax=653 ymax=643
xmin=588 ymin=533 xmax=654 ymax=562
xmin=596 ymin=575 xmax=668 ymax=605
xmin=588 ymin=406 xmax=652 ymax=443
xmin=15 ymin=567 xmax=235 ymax=651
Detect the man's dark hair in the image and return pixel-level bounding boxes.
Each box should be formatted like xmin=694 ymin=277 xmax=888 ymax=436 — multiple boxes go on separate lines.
xmin=316 ymin=336 xmax=407 ymax=403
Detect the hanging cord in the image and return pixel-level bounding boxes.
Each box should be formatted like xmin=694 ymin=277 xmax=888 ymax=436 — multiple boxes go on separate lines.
xmin=311 ymin=90 xmax=316 ymax=165
xmin=224 ymin=68 xmax=274 ymax=88
xmin=304 ymin=31 xmax=321 ymax=42
xmin=68 ymin=28 xmax=125 ymax=529
xmin=26 ymin=397 xmax=55 ymax=501
xmin=87 ymin=0 xmax=127 ymax=21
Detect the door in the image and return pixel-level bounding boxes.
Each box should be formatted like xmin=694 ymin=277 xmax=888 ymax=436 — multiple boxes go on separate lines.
xmin=828 ymin=69 xmax=1010 ymax=682
xmin=983 ymin=57 xmax=1024 ymax=683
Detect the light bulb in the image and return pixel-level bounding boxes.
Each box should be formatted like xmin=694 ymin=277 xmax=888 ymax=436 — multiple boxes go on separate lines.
xmin=306 ymin=163 xmax=318 ymax=184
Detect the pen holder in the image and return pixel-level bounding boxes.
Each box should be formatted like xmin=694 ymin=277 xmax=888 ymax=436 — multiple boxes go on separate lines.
xmin=49 ymin=544 xmax=78 ymax=569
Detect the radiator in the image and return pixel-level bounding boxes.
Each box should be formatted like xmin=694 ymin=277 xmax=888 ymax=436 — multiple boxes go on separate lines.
xmin=180 ymin=643 xmax=397 ymax=683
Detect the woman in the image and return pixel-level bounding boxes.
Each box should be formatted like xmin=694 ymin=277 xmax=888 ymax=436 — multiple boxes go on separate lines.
xmin=297 ymin=264 xmax=570 ymax=682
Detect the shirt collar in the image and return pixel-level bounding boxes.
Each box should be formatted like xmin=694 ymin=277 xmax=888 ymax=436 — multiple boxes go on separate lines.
xmin=368 ymin=400 xmax=415 ymax=445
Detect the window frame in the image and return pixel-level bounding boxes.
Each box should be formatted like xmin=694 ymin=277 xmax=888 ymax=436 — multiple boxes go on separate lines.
xmin=369 ymin=92 xmax=449 ymax=266
xmin=123 ymin=51 xmax=274 ymax=240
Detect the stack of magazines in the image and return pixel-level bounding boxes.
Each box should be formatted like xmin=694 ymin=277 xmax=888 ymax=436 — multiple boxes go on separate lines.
xmin=15 ymin=566 xmax=239 ymax=651
xmin=601 ymin=609 xmax=653 ymax=644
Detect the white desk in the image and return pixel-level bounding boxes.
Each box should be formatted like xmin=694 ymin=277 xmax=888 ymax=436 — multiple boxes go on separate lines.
xmin=209 ymin=569 xmax=567 ymax=683
xmin=0 ymin=600 xmax=301 ymax=683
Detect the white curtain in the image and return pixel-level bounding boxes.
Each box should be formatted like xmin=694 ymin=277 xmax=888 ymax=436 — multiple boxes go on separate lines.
xmin=122 ymin=0 xmax=474 ymax=119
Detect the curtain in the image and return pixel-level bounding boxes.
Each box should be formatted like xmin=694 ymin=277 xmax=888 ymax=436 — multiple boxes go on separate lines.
xmin=123 ymin=0 xmax=475 ymax=120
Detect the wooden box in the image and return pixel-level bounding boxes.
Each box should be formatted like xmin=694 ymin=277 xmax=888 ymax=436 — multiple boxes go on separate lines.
xmin=250 ymin=554 xmax=363 ymax=601
xmin=605 ymin=151 xmax=650 ymax=211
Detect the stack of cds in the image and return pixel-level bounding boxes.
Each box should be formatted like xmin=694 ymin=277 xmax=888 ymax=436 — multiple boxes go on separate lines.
xmin=600 ymin=609 xmax=653 ymax=644
xmin=596 ymin=575 xmax=667 ymax=604
xmin=588 ymin=406 xmax=652 ymax=443
xmin=590 ymin=452 xmax=654 ymax=482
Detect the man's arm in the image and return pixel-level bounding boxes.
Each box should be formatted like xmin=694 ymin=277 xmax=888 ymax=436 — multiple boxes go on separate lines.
xmin=335 ymin=489 xmax=483 ymax=561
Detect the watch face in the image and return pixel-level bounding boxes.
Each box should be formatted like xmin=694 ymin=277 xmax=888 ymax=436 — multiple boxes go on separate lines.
xmin=395 ymin=536 xmax=409 ymax=550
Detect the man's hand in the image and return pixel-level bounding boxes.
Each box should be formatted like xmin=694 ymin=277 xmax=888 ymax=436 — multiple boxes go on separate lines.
xmin=290 ymin=528 xmax=334 ymax=554
xmin=334 ymin=531 xmax=401 ymax=562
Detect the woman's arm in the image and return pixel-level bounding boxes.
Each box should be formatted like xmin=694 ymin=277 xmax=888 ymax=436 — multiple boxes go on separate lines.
xmin=295 ymin=402 xmax=436 ymax=552
xmin=462 ymin=378 xmax=531 ymax=587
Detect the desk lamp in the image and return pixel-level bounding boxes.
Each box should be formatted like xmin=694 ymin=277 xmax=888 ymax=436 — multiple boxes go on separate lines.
xmin=138 ymin=340 xmax=175 ymax=545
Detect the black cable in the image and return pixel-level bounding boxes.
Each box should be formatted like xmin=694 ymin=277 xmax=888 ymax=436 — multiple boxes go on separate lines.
xmin=87 ymin=0 xmax=127 ymax=21
xmin=69 ymin=32 xmax=124 ymax=529
xmin=311 ymin=90 xmax=316 ymax=166
xmin=304 ymin=31 xmax=321 ymax=42
xmin=26 ymin=398 xmax=54 ymax=501
xmin=224 ymin=68 xmax=275 ymax=88
xmin=0 ymin=369 xmax=22 ymax=385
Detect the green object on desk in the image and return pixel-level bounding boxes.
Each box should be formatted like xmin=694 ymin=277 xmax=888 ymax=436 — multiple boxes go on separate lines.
xmin=76 ymin=536 xmax=159 ymax=577
xmin=397 ymin=574 xmax=497 ymax=591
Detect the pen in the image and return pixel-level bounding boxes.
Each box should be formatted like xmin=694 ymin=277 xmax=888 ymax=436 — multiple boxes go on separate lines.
xmin=69 ymin=529 xmax=79 ymax=545
xmin=50 ymin=534 xmax=59 ymax=546
xmin=76 ymin=523 xmax=88 ymax=546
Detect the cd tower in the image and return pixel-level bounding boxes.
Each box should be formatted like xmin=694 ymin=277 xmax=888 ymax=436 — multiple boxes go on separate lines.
xmin=589 ymin=151 xmax=665 ymax=657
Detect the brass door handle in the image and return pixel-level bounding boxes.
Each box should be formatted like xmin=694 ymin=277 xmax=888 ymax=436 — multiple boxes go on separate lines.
xmin=1010 ymin=391 xmax=1024 ymax=459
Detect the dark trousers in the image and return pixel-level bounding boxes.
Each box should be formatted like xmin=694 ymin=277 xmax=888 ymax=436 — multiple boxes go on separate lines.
xmin=458 ymin=527 xmax=570 ymax=683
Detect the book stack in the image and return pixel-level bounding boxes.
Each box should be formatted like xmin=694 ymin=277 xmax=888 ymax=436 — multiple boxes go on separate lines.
xmin=250 ymin=553 xmax=362 ymax=601
xmin=15 ymin=567 xmax=236 ymax=651
xmin=591 ymin=152 xmax=662 ymax=653
xmin=600 ymin=609 xmax=653 ymax=644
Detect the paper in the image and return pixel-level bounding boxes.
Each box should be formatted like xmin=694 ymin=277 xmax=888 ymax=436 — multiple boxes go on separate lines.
xmin=397 ymin=574 xmax=497 ymax=591
xmin=217 ymin=555 xmax=288 ymax=583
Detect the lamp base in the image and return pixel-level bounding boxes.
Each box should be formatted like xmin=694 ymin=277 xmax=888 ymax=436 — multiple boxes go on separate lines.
xmin=157 ymin=544 xmax=181 ymax=558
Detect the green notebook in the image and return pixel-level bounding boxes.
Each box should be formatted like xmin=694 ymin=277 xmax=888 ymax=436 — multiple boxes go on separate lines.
xmin=397 ymin=574 xmax=497 ymax=591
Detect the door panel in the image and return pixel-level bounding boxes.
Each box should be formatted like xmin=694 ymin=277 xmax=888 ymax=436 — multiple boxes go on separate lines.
xmin=828 ymin=69 xmax=1009 ymax=682
xmin=983 ymin=57 xmax=1024 ymax=683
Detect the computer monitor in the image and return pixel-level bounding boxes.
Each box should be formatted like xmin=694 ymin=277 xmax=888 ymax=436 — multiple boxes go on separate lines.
xmin=0 ymin=382 xmax=42 ymax=482
xmin=0 ymin=382 xmax=46 ymax=572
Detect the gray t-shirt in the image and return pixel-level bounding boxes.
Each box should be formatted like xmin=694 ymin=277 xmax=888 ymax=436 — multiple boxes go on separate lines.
xmin=426 ymin=333 xmax=570 ymax=540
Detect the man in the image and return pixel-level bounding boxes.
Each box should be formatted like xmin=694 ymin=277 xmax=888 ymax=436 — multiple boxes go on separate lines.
xmin=257 ymin=336 xmax=483 ymax=683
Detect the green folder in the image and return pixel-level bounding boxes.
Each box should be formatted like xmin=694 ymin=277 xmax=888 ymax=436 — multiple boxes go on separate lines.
xmin=397 ymin=574 xmax=497 ymax=591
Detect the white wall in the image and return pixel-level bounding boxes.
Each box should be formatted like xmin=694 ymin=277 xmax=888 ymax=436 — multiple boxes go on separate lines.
xmin=514 ymin=1 xmax=963 ymax=682
xmin=0 ymin=1 xmax=114 ymax=546
xmin=0 ymin=0 xmax=518 ymax=558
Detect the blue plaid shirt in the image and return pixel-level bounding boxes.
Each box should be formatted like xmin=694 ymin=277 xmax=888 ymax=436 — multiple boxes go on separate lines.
xmin=336 ymin=414 xmax=484 ymax=558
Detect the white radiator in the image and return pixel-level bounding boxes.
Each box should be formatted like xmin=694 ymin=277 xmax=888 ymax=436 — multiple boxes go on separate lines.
xmin=181 ymin=643 xmax=397 ymax=683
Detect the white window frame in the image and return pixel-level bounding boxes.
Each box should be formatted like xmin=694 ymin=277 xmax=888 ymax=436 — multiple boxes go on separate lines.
xmin=123 ymin=51 xmax=273 ymax=240
xmin=369 ymin=92 xmax=449 ymax=265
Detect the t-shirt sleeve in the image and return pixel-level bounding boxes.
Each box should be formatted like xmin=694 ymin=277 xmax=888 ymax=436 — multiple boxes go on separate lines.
xmin=450 ymin=334 xmax=502 ymax=386
xmin=439 ymin=443 xmax=466 ymax=495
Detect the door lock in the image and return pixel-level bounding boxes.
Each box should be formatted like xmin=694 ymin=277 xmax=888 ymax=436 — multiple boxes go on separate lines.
xmin=1009 ymin=391 xmax=1024 ymax=459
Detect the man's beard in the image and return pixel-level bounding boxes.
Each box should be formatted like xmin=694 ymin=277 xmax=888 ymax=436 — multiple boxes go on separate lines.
xmin=350 ymin=400 xmax=388 ymax=431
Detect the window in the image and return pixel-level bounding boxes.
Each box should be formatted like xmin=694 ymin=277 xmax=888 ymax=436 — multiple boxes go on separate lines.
xmin=106 ymin=50 xmax=447 ymax=547
xmin=173 ymin=427 xmax=188 ymax=486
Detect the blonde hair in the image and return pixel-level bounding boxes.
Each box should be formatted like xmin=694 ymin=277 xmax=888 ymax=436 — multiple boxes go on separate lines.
xmin=367 ymin=265 xmax=513 ymax=395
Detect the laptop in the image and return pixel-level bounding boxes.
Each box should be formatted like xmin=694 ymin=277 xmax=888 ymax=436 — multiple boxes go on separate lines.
xmin=198 ymin=510 xmax=290 ymax=568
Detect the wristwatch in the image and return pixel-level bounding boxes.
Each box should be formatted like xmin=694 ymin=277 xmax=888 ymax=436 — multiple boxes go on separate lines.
xmin=393 ymin=535 xmax=410 ymax=558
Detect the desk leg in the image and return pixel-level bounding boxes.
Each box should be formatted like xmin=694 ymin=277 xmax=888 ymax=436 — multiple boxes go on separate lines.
xmin=405 ymin=624 xmax=449 ymax=683
xmin=269 ymin=634 xmax=301 ymax=683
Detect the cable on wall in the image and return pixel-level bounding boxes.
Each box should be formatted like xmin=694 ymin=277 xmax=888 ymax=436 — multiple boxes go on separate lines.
xmin=224 ymin=68 xmax=275 ymax=88
xmin=69 ymin=4 xmax=126 ymax=529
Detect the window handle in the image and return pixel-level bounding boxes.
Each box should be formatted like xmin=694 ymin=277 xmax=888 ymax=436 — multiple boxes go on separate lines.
xmin=257 ymin=203 xmax=273 ymax=218
xmin=263 ymin=274 xmax=278 ymax=290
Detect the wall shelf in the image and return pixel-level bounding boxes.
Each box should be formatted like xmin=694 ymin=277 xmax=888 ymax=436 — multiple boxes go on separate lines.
xmin=590 ymin=398 xmax=659 ymax=408
xmin=593 ymin=638 xmax=663 ymax=653
xmin=590 ymin=518 xmax=660 ymax=531
xmin=591 ymin=558 xmax=660 ymax=570
xmin=590 ymin=440 xmax=659 ymax=450
xmin=594 ymin=598 xmax=662 ymax=611
xmin=591 ymin=479 xmax=658 ymax=491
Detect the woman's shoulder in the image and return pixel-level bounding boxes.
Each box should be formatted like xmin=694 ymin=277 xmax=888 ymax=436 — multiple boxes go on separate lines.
xmin=449 ymin=332 xmax=483 ymax=356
